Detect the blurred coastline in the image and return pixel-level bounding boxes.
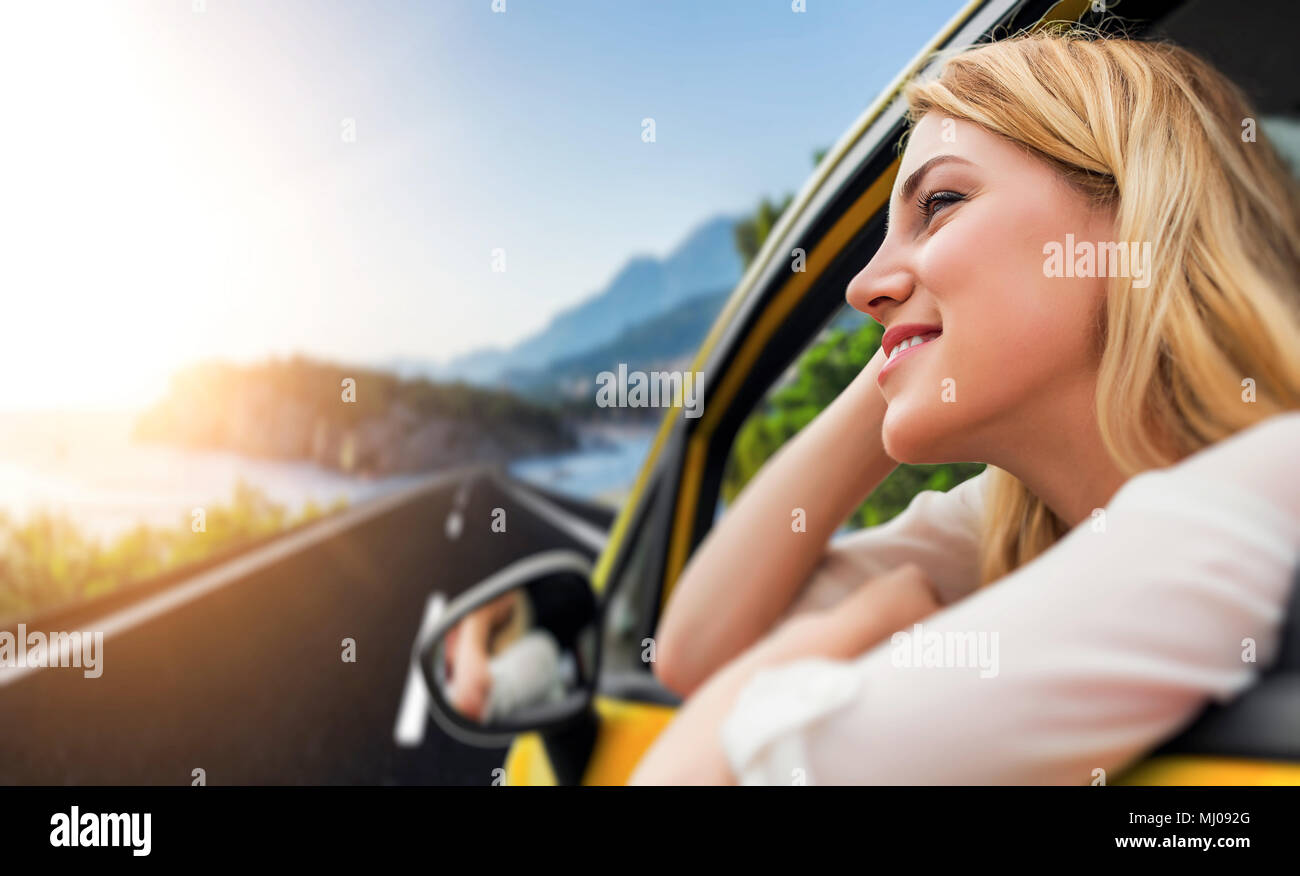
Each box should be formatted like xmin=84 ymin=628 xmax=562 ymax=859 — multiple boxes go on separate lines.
xmin=509 ymin=420 xmax=657 ymax=510
xmin=0 ymin=409 xmax=413 ymax=542
xmin=0 ymin=409 xmax=654 ymax=541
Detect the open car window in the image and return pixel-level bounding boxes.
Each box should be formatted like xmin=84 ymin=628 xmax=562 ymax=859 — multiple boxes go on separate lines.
xmin=713 ymin=0 xmax=1300 ymax=544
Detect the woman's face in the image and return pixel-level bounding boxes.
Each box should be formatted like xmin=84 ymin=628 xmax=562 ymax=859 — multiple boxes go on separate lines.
xmin=846 ymin=113 xmax=1113 ymax=465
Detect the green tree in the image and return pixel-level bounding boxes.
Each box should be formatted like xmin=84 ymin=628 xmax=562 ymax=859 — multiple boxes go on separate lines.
xmin=733 ymin=148 xmax=830 ymax=267
xmin=733 ymin=193 xmax=794 ymax=267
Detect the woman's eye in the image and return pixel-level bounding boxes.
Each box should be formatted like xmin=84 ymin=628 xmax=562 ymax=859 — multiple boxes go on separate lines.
xmin=916 ymin=189 xmax=964 ymax=222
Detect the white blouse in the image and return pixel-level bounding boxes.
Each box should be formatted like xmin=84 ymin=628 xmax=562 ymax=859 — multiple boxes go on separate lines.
xmin=719 ymin=411 xmax=1300 ymax=785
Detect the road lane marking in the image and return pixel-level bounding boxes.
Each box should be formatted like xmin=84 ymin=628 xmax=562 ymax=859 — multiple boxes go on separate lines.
xmin=444 ymin=510 xmax=463 ymax=540
xmin=489 ymin=473 xmax=607 ymax=551
xmin=0 ymin=466 xmax=481 ymax=689
xmin=444 ymin=477 xmax=475 ymax=541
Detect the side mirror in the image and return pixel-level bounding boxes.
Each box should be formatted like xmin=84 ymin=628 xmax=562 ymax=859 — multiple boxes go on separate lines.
xmin=418 ymin=549 xmax=601 ymax=747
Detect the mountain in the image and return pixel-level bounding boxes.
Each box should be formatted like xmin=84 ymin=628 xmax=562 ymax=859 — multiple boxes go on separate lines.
xmin=433 ymin=214 xmax=743 ymax=385
xmin=500 ymin=288 xmax=732 ymax=401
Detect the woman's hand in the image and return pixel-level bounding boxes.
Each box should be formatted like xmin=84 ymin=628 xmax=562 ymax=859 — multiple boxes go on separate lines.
xmin=840 ymin=561 xmax=940 ymax=631
xmin=447 ymin=621 xmax=493 ymax=723
xmin=757 ymin=562 xmax=942 ymax=664
xmin=444 ymin=592 xmax=518 ymax=723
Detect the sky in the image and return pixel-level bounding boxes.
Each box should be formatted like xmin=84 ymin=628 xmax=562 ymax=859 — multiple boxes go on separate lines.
xmin=0 ymin=0 xmax=967 ymax=410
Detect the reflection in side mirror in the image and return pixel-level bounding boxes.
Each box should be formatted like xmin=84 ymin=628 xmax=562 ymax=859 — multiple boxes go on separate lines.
xmin=420 ymin=551 xmax=599 ymax=742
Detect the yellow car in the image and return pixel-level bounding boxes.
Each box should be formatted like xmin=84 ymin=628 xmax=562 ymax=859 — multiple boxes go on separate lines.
xmin=419 ymin=0 xmax=1300 ymax=785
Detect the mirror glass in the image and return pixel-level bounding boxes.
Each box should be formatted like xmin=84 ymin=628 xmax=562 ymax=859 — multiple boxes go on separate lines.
xmin=432 ymin=570 xmax=599 ymax=729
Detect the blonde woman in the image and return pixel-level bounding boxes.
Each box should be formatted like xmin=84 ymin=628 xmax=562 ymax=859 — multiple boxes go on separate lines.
xmin=631 ymin=29 xmax=1300 ymax=785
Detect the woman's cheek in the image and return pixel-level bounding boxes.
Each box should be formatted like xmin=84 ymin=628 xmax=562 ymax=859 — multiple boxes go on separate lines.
xmin=879 ymin=337 xmax=976 ymax=463
xmin=883 ymin=213 xmax=1050 ymax=461
xmin=919 ymin=204 xmax=1003 ymax=282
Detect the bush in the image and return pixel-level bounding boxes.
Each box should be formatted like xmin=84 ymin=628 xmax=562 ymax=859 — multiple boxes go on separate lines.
xmin=0 ymin=482 xmax=347 ymax=621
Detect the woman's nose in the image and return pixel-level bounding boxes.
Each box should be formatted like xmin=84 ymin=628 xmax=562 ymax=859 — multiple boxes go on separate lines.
xmin=845 ymin=241 xmax=914 ymax=323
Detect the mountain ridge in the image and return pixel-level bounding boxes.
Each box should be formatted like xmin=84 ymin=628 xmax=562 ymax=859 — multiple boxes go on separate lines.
xmin=416 ymin=213 xmax=743 ymax=385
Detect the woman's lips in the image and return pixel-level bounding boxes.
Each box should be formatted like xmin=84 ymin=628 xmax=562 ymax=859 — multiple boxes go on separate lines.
xmin=877 ymin=332 xmax=942 ymax=385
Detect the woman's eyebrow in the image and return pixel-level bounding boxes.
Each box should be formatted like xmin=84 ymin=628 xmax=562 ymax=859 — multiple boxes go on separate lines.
xmin=886 ymin=154 xmax=976 ymax=232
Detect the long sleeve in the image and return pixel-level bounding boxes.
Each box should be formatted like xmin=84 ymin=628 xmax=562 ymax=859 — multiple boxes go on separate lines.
xmin=722 ymin=412 xmax=1300 ymax=785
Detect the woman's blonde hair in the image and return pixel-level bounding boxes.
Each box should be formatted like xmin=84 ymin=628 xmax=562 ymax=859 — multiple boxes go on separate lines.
xmin=900 ymin=28 xmax=1300 ymax=585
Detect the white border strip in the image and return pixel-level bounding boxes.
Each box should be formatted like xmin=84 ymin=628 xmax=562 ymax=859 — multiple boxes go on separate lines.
xmin=490 ymin=472 xmax=608 ymax=552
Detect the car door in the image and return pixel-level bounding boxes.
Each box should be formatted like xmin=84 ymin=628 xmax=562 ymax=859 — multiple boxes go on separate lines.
xmin=504 ymin=0 xmax=1300 ymax=786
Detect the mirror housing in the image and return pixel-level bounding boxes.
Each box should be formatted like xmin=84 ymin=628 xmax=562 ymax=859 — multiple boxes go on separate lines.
xmin=417 ymin=549 xmax=601 ymax=749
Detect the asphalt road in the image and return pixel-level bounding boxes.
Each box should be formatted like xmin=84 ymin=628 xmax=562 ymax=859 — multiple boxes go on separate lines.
xmin=0 ymin=467 xmax=613 ymax=785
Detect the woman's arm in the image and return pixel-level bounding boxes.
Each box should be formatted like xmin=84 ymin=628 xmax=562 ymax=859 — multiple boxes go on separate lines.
xmin=653 ymin=345 xmax=897 ymax=698
xmin=630 ymin=563 xmax=941 ymax=785
xmin=446 ymin=591 xmax=521 ymax=721
xmin=637 ymin=413 xmax=1300 ymax=785
xmin=712 ymin=414 xmax=1300 ymax=784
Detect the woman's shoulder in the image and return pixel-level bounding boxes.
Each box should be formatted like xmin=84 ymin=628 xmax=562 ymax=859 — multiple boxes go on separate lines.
xmin=1125 ymin=411 xmax=1300 ymax=520
xmin=1185 ymin=410 xmax=1300 ymax=462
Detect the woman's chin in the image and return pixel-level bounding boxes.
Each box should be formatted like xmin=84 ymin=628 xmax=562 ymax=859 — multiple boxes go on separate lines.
xmin=881 ymin=404 xmax=952 ymax=464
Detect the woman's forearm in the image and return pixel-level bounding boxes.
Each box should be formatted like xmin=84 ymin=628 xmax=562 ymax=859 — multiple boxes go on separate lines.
xmin=633 ymin=617 xmax=847 ymax=785
xmin=632 ymin=564 xmax=939 ymax=785
xmin=654 ymin=347 xmax=896 ymax=697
